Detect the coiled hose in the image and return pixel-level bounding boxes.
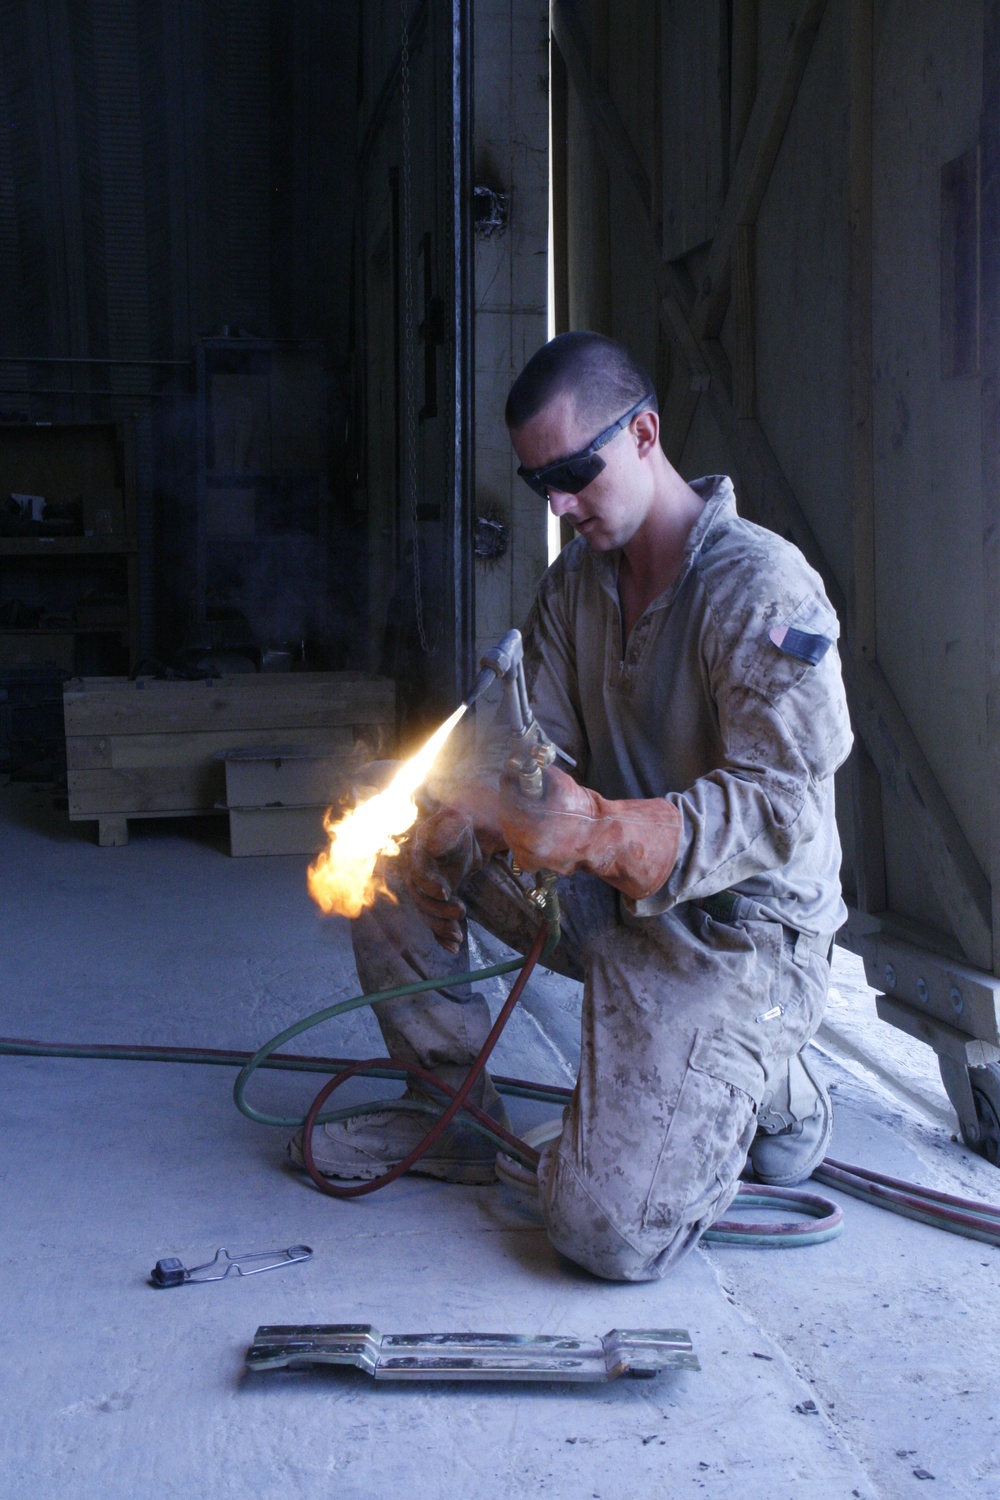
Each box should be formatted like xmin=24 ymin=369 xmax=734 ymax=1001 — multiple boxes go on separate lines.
xmin=6 ymin=930 xmax=1000 ymax=1249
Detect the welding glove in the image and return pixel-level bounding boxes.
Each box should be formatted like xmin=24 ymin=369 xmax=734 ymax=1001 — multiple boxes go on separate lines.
xmin=499 ymin=764 xmax=682 ymax=903
xmin=405 ymin=803 xmax=502 ymax=953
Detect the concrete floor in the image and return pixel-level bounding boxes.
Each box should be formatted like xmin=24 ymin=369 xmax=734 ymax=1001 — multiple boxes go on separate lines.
xmin=3 ymin=781 xmax=1000 ymax=1499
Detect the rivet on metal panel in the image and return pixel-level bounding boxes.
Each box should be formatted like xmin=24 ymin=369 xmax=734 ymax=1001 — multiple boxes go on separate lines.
xmin=916 ymin=977 xmax=929 ymax=1003
xmin=884 ymin=964 xmax=897 ymax=990
xmin=950 ymin=986 xmax=965 ymax=1016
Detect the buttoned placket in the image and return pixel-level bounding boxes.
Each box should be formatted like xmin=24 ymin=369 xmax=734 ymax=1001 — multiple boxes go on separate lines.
xmin=594 ymin=476 xmax=735 ymax=682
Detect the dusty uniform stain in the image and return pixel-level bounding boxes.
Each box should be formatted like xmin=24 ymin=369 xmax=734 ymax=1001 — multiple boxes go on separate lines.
xmin=354 ymin=476 xmax=853 ymax=1281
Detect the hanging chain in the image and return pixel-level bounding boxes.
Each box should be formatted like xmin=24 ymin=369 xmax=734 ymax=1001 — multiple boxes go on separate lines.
xmin=400 ymin=1 xmax=430 ymax=654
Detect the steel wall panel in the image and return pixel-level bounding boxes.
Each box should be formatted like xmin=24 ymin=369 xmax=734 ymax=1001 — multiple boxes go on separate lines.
xmin=871 ymin=0 xmax=988 ymax=900
xmin=554 ymin=0 xmax=1000 ymax=1146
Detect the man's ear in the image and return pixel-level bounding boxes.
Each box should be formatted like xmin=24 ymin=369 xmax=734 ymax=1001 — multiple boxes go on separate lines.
xmin=633 ymin=408 xmax=660 ymax=458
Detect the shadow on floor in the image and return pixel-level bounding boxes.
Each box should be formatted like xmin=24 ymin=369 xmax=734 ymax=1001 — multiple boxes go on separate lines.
xmin=0 ymin=783 xmax=91 ymax=843
xmin=0 ymin=784 xmax=231 ymax=854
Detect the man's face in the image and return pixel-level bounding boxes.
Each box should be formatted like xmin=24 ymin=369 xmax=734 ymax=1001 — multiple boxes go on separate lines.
xmin=508 ymin=389 xmax=655 ymax=551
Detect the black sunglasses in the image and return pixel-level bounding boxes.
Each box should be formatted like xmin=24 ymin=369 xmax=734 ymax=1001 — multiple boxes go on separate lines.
xmin=516 ymin=393 xmax=655 ymax=499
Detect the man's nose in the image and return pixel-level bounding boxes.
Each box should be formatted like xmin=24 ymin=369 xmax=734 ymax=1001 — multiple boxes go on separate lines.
xmin=547 ymin=489 xmax=577 ymax=519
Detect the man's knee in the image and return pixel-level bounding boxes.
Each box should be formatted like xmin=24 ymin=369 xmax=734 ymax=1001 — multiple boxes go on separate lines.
xmin=536 ymin=1143 xmax=701 ymax=1282
xmin=536 ymin=1086 xmax=756 ymax=1282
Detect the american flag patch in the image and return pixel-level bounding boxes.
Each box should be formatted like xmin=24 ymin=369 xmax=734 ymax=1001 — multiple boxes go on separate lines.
xmin=768 ymin=624 xmax=833 ymax=666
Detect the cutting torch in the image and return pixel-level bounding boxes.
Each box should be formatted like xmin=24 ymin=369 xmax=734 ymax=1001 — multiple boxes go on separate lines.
xmin=463 ymin=628 xmax=574 ymax=922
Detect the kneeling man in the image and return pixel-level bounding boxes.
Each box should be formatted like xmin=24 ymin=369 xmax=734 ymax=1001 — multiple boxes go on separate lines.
xmin=289 ymin=332 xmax=853 ymax=1283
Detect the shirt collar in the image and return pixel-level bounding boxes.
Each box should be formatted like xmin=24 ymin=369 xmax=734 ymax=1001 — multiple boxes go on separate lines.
xmin=590 ymin=473 xmax=737 ymax=602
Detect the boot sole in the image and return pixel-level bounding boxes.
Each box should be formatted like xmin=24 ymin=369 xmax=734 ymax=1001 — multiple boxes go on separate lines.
xmin=285 ymin=1152 xmax=498 ymax=1186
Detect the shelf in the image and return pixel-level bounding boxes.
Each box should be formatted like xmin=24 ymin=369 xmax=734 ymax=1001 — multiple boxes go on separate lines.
xmin=0 ymin=419 xmax=140 ymax=674
xmin=205 ymin=530 xmax=319 ymax=544
xmin=205 ymin=471 xmax=323 ymax=484
xmin=0 ymin=536 xmax=138 ymax=556
xmin=0 ymin=625 xmax=128 ymax=636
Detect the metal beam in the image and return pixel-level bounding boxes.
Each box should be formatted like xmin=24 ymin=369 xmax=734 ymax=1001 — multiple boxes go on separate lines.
xmin=691 ymin=0 xmax=829 ymax=339
xmin=980 ymin=0 xmax=1000 ymax=974
xmin=550 ymin=36 xmax=570 ymax=335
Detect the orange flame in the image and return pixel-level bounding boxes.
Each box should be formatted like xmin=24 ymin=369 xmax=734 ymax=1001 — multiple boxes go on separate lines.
xmin=307 ymin=704 xmax=468 ymax=918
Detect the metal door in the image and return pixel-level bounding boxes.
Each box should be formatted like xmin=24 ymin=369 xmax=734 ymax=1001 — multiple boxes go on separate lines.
xmin=551 ymin=0 xmax=1000 ymax=1160
xmin=354 ymin=0 xmax=473 ymax=737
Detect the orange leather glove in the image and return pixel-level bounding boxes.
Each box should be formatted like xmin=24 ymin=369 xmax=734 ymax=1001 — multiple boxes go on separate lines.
xmin=404 ymin=801 xmax=505 ymax=952
xmin=499 ymin=764 xmax=681 ymax=903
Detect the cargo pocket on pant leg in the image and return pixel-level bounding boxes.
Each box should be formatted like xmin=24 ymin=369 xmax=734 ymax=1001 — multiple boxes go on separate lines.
xmin=640 ymin=1029 xmax=761 ymax=1236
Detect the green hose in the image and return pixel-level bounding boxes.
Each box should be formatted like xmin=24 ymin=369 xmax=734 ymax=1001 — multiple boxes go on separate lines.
xmin=0 ymin=953 xmax=559 ymax=1173
xmin=232 ymin=956 xmax=526 ymax=1129
xmin=0 ymin=1038 xmax=570 ymax=1106
xmin=2 ymin=913 xmax=846 ymax=1240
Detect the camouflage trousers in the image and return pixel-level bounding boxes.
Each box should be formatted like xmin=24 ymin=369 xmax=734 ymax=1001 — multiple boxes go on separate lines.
xmin=352 ymin=856 xmax=831 ymax=1282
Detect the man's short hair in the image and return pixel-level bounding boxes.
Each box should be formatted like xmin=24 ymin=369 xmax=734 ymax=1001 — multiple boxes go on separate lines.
xmin=505 ymin=331 xmax=657 ymax=433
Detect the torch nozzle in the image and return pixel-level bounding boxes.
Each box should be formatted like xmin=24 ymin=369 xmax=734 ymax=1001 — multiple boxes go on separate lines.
xmin=462 ymin=665 xmax=500 ymax=710
xmin=462 ymin=629 xmax=527 ymax=711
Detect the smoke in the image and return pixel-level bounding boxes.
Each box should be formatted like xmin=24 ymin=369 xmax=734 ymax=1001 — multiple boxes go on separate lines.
xmin=229 ymin=533 xmax=333 ymax=645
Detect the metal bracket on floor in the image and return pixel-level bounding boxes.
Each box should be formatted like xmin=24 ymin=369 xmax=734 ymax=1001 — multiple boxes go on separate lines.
xmin=875 ymin=991 xmax=1000 ymax=1146
xmin=856 ymin=927 xmax=1000 ymax=1046
xmin=246 ymin=1325 xmax=699 ymax=1382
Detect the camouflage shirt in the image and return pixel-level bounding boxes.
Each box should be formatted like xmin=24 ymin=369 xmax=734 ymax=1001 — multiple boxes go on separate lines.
xmin=518 ymin=475 xmax=853 ymax=938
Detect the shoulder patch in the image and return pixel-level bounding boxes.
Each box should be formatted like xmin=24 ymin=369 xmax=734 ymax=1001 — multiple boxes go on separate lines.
xmin=768 ymin=624 xmax=833 ymax=666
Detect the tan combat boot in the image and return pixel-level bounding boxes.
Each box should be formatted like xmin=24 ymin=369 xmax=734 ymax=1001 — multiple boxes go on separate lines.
xmin=286 ymin=1068 xmax=511 ymax=1185
xmin=749 ymin=1049 xmax=833 ymax=1187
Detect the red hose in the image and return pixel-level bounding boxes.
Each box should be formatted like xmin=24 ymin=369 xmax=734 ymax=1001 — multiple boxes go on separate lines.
xmin=8 ymin=945 xmax=1000 ymax=1246
xmin=814 ymin=1158 xmax=1000 ymax=1248
xmin=300 ymin=924 xmax=549 ymax=1198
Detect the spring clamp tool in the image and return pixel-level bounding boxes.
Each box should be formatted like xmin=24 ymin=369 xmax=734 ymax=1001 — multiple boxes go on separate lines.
xmin=151 ymin=1243 xmax=313 ymax=1288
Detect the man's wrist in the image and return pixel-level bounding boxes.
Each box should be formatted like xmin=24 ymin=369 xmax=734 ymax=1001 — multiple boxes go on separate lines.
xmin=439 ymin=780 xmax=506 ymax=854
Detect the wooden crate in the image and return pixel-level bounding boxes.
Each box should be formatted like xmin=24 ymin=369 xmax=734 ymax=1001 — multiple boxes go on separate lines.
xmin=220 ymin=746 xmax=354 ymax=858
xmin=63 ymin=673 xmax=395 ymax=846
xmin=221 ymin=744 xmax=354 ymax=809
xmin=227 ymin=804 xmax=330 ymax=859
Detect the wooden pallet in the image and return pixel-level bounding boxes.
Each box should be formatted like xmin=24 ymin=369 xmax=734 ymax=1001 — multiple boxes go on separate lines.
xmin=63 ymin=673 xmax=395 ymax=846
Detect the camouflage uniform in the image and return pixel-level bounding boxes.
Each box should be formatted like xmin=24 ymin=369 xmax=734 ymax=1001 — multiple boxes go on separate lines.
xmin=354 ymin=476 xmax=853 ymax=1280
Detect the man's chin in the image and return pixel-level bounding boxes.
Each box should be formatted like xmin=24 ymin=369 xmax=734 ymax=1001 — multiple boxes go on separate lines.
xmin=576 ymin=523 xmax=615 ymax=551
